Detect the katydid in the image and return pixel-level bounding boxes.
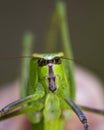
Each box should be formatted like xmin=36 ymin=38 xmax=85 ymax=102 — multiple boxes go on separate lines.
xmin=0 ymin=50 xmax=104 ymax=130
xmin=0 ymin=52 xmax=92 ymax=130
xmin=0 ymin=1 xmax=104 ymax=130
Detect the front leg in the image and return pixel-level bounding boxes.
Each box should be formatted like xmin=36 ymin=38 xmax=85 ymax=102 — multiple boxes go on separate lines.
xmin=0 ymin=90 xmax=45 ymax=121
xmin=65 ymin=98 xmax=89 ymax=130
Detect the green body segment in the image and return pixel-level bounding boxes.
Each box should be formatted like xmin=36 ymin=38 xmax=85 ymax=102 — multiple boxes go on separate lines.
xmin=24 ymin=52 xmax=74 ymax=130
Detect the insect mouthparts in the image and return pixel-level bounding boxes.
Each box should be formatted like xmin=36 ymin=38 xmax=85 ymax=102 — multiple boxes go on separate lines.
xmin=49 ymin=84 xmax=57 ymax=92
xmin=48 ymin=76 xmax=57 ymax=92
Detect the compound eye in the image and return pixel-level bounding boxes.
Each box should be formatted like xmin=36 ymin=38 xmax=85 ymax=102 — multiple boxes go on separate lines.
xmin=38 ymin=58 xmax=47 ymax=66
xmin=54 ymin=57 xmax=61 ymax=64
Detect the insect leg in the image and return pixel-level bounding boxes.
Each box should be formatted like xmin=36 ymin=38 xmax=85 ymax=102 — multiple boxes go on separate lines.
xmin=65 ymin=98 xmax=89 ymax=130
xmin=78 ymin=105 xmax=104 ymax=115
xmin=0 ymin=104 xmax=35 ymax=121
xmin=0 ymin=90 xmax=45 ymax=119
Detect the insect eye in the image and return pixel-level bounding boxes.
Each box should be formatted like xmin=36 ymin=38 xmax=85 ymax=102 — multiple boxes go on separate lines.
xmin=54 ymin=57 xmax=61 ymax=64
xmin=38 ymin=58 xmax=47 ymax=66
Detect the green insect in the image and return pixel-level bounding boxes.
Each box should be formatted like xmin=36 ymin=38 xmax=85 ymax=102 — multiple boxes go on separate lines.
xmin=0 ymin=49 xmax=104 ymax=130
xmin=0 ymin=51 xmax=89 ymax=130
xmin=0 ymin=1 xmax=104 ymax=130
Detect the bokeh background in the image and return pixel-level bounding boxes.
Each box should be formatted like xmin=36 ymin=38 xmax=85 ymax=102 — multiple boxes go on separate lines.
xmin=0 ymin=0 xmax=104 ymax=86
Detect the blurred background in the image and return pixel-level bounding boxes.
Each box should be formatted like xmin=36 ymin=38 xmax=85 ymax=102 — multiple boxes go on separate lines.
xmin=0 ymin=0 xmax=104 ymax=86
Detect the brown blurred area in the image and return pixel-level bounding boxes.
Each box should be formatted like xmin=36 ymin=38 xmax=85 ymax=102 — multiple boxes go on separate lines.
xmin=0 ymin=0 xmax=104 ymax=85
